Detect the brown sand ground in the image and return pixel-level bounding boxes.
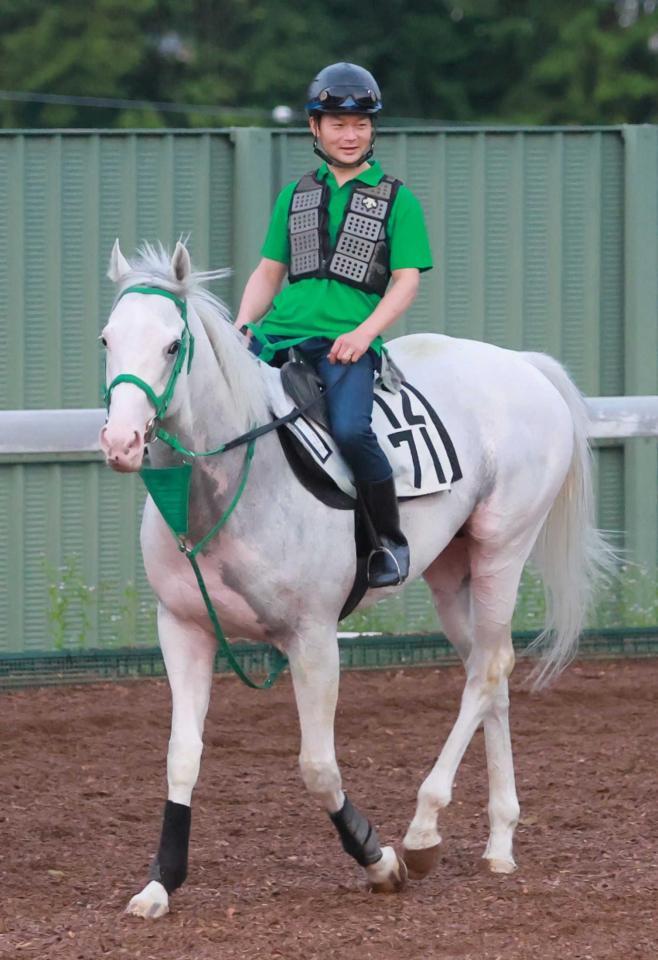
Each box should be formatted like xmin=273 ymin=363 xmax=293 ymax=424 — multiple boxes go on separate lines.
xmin=0 ymin=658 xmax=656 ymax=959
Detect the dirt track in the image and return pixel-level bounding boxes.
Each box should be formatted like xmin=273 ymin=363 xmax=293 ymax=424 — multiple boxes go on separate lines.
xmin=1 ymin=658 xmax=656 ymax=959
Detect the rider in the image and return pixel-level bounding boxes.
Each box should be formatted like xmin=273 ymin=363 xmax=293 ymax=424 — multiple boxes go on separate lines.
xmin=235 ymin=62 xmax=433 ymax=588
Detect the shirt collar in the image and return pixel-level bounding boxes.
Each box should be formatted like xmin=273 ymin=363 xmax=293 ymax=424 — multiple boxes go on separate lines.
xmin=317 ymin=160 xmax=384 ymax=187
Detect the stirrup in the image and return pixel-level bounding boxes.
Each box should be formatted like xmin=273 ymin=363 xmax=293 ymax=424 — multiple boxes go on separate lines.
xmin=367 ymin=546 xmax=404 ymax=588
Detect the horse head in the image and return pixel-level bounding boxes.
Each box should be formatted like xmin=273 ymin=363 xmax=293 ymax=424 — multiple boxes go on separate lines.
xmin=100 ymin=239 xmax=194 ymax=472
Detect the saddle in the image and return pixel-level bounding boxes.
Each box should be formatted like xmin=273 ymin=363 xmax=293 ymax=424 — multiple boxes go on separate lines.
xmin=274 ymin=352 xmax=463 ymax=619
xmin=280 ymin=352 xmax=331 ymax=432
xmin=277 ymin=350 xmax=461 ymax=501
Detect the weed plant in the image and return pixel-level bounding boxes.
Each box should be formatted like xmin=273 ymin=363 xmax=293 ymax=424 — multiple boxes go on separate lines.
xmin=42 ymin=554 xmax=658 ymax=650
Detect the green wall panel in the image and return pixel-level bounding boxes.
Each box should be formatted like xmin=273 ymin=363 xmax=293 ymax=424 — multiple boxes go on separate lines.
xmin=522 ymin=134 xmax=557 ymax=354
xmin=0 ymin=466 xmax=24 ymax=652
xmin=22 ymin=464 xmax=55 ymax=650
xmin=61 ymin=137 xmax=101 ymax=408
xmin=0 ymin=127 xmax=655 ymax=653
xmin=208 ymin=135 xmax=234 ymax=311
xmin=599 ymin=134 xmax=625 ymax=396
xmin=597 ymin=446 xmax=626 ymax=552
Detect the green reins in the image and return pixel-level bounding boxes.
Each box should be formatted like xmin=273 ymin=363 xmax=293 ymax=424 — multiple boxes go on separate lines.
xmin=104 ymin=284 xmax=287 ymax=689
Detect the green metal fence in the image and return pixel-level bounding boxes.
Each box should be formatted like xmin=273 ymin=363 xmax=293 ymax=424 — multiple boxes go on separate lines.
xmin=1 ymin=628 xmax=658 ymax=691
xmin=1 ymin=126 xmax=657 ymax=656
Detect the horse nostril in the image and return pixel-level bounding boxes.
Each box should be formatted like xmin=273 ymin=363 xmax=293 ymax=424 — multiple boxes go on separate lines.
xmin=126 ymin=430 xmax=143 ymax=453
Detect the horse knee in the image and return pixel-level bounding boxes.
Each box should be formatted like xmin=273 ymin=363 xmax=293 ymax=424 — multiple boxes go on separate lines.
xmin=469 ymin=645 xmax=515 ymax=691
xmin=299 ymin=757 xmax=342 ymax=805
xmin=167 ymin=736 xmax=203 ymax=792
xmin=491 ymin=646 xmax=515 ymax=682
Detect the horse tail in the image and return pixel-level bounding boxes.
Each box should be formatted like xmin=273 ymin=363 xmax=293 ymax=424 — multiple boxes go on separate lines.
xmin=521 ymin=352 xmax=616 ymax=688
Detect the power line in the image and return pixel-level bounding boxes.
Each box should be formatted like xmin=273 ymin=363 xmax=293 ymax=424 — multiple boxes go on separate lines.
xmin=0 ymin=89 xmax=279 ymax=119
xmin=0 ymin=88 xmax=450 ymax=126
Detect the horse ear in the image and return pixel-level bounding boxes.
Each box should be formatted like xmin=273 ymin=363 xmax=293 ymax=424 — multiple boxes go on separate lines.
xmin=108 ymin=239 xmax=131 ymax=282
xmin=172 ymin=241 xmax=192 ymax=281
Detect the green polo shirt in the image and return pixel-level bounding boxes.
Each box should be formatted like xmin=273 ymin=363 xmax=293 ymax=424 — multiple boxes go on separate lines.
xmin=258 ymin=160 xmax=433 ymax=354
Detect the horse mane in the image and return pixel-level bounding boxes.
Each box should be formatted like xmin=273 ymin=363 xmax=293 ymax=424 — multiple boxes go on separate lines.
xmin=118 ymin=243 xmax=269 ymax=426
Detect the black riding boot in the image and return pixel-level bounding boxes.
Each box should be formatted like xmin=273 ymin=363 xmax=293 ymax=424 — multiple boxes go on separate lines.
xmin=357 ymin=476 xmax=410 ymax=588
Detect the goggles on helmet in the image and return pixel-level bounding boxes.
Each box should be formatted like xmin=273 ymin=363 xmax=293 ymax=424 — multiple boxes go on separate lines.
xmin=320 ymin=86 xmax=378 ymax=107
xmin=308 ymin=86 xmax=381 ymax=113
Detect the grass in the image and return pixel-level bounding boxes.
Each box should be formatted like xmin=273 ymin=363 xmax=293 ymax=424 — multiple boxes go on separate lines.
xmin=43 ymin=556 xmax=156 ymax=650
xmin=41 ymin=553 xmax=658 ymax=651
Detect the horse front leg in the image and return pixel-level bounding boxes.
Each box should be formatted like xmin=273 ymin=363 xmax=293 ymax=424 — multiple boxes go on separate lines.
xmin=287 ymin=628 xmax=407 ymax=893
xmin=126 ymin=604 xmax=216 ymax=918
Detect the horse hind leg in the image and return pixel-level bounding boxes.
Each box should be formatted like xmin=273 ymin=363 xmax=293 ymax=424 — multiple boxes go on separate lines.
xmin=469 ymin=557 xmax=523 ymax=874
xmin=402 ymin=540 xmax=472 ymax=878
xmin=403 ymin=538 xmax=522 ymax=877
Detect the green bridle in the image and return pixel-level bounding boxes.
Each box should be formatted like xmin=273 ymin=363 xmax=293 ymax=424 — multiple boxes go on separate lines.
xmin=104 ymin=285 xmax=195 ymax=430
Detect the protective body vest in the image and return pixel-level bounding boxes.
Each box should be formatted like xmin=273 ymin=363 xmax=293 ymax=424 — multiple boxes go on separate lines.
xmin=287 ymin=170 xmax=402 ymax=297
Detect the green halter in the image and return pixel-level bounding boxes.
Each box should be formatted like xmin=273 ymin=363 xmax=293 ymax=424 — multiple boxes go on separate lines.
xmin=104 ymin=285 xmax=195 ymax=421
xmin=104 ymin=284 xmax=287 ymax=689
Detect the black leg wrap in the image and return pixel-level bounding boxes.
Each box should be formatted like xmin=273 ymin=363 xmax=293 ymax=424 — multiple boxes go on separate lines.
xmin=148 ymin=800 xmax=191 ymax=894
xmin=329 ymin=794 xmax=383 ymax=867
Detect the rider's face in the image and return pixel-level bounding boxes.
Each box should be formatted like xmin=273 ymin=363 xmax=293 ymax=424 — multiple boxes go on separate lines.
xmin=310 ymin=114 xmax=373 ymax=165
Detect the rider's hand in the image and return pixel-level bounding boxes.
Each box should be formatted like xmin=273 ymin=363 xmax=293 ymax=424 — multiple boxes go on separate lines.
xmin=328 ymin=326 xmax=374 ymax=365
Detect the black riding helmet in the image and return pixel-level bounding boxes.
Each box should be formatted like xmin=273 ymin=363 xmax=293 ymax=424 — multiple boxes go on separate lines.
xmin=305 ymin=62 xmax=382 ymax=115
xmin=306 ymin=62 xmax=381 ymax=168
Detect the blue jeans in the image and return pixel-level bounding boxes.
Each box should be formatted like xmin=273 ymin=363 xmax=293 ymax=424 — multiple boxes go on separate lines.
xmin=251 ymin=335 xmax=392 ymax=483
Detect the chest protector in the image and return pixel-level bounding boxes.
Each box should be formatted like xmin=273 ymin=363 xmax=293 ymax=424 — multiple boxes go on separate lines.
xmin=287 ymin=171 xmax=402 ymax=296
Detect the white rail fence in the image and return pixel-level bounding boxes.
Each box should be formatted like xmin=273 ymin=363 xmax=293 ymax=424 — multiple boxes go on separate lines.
xmin=1 ymin=398 xmax=657 ymax=456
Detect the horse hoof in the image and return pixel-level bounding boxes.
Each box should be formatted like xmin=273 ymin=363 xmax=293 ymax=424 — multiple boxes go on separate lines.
xmin=486 ymin=857 xmax=517 ymax=875
xmin=368 ymin=848 xmax=408 ymax=894
xmin=401 ymin=843 xmax=441 ymax=880
xmin=125 ymin=880 xmax=170 ymax=919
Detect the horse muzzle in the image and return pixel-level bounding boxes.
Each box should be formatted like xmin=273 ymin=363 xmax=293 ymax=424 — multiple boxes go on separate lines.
xmin=100 ymin=422 xmax=146 ymax=472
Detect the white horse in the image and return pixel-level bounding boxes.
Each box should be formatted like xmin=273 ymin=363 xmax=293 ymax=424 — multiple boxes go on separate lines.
xmin=100 ymin=241 xmax=610 ymax=918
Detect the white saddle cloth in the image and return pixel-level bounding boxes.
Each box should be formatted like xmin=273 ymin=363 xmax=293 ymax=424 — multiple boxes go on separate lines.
xmin=265 ymin=374 xmax=460 ymax=499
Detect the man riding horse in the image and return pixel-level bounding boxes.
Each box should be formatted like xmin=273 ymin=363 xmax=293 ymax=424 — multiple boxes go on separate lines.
xmin=235 ymin=62 xmax=433 ymax=588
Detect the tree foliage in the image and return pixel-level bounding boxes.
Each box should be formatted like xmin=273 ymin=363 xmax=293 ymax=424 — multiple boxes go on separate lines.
xmin=1 ymin=0 xmax=657 ymax=127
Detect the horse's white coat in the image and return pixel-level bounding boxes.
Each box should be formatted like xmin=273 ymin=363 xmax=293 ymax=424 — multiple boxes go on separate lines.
xmin=102 ymin=243 xmax=611 ymax=916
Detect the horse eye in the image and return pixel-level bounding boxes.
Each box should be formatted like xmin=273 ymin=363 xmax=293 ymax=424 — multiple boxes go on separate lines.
xmin=168 ymin=340 xmax=181 ymax=356
xmin=99 ymin=336 xmax=107 ymax=348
